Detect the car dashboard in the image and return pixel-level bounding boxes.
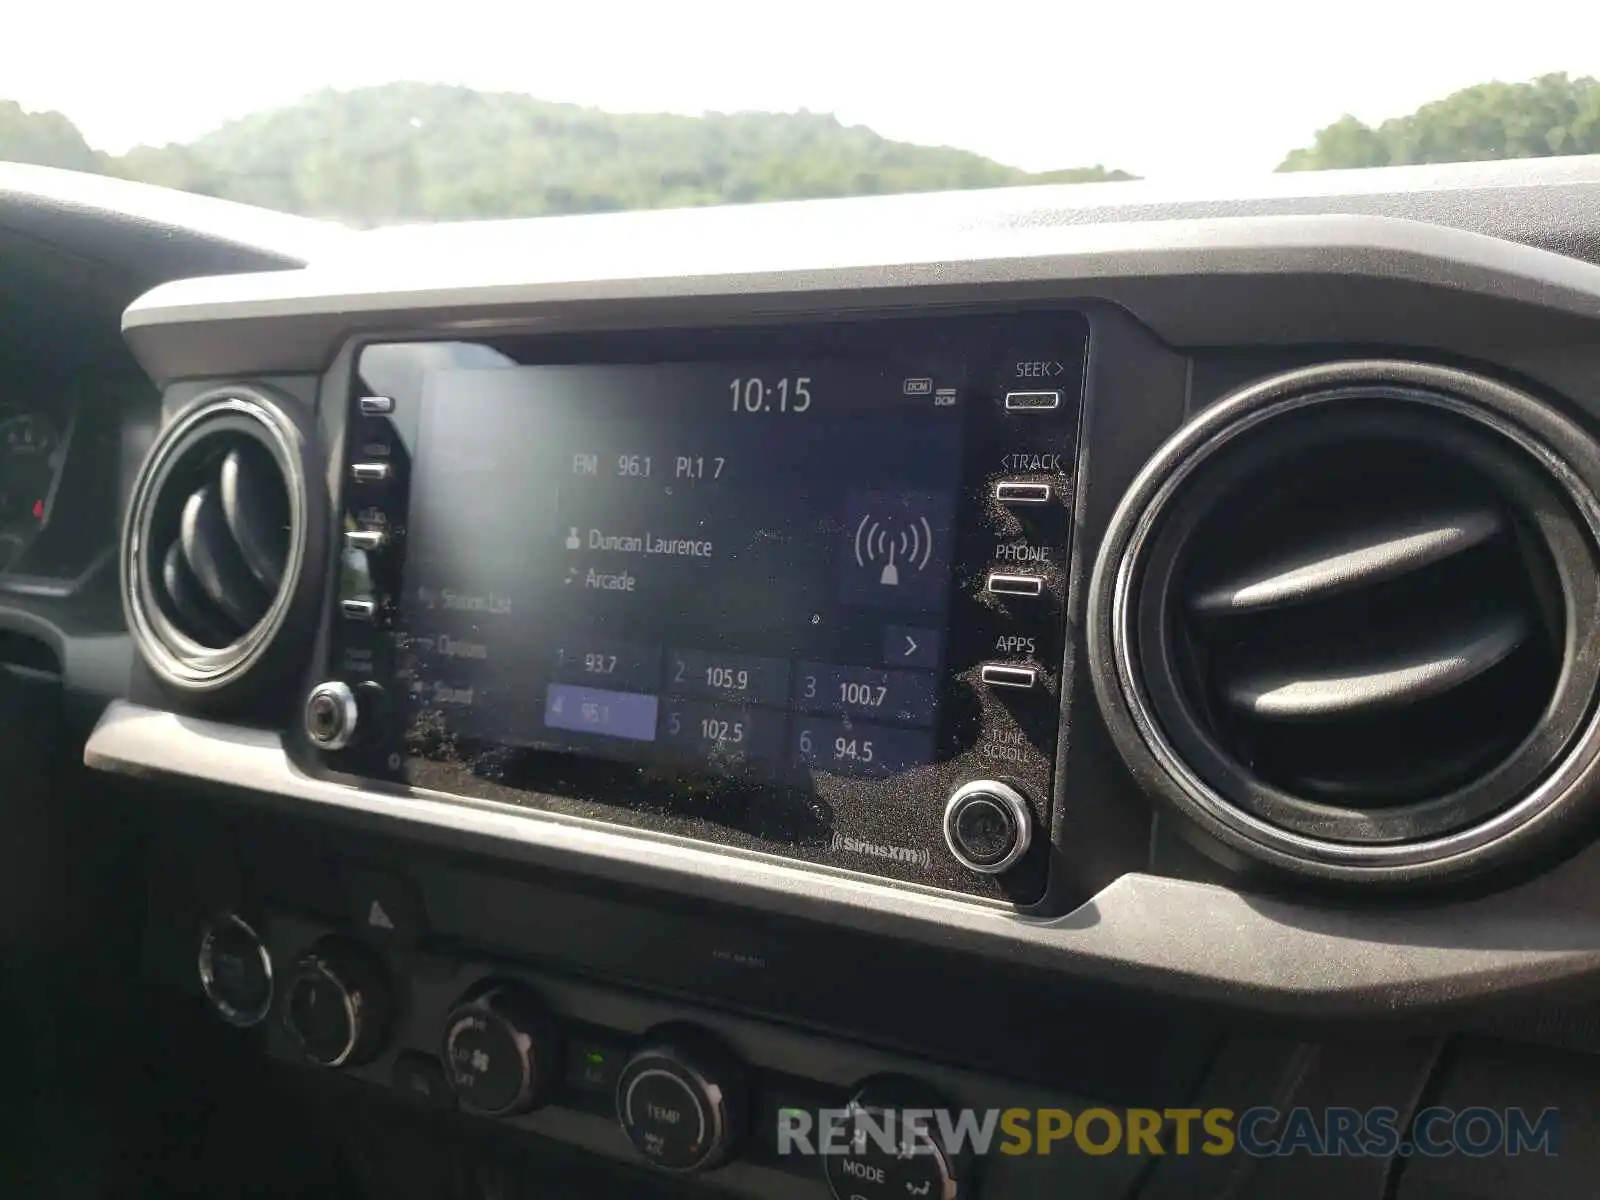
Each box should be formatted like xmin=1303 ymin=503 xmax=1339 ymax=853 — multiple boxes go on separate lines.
xmin=8 ymin=158 xmax=1600 ymax=1199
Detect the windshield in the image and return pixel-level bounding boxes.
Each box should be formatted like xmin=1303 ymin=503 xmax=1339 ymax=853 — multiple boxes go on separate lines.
xmin=3 ymin=1 xmax=1598 ymax=225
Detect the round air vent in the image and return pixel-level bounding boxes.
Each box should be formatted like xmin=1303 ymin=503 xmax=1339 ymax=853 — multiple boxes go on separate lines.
xmin=1088 ymin=361 xmax=1600 ymax=886
xmin=122 ymin=387 xmax=322 ymax=702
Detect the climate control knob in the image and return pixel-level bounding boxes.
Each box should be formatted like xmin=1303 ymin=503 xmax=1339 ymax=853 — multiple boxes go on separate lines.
xmin=615 ymin=1028 xmax=746 ymax=1174
xmin=441 ymin=982 xmax=560 ymax=1116
xmin=943 ymin=780 xmax=1033 ymax=874
xmin=197 ymin=912 xmax=273 ymax=1027
xmin=824 ymin=1077 xmax=969 ymax=1200
xmin=281 ymin=937 xmax=390 ymax=1067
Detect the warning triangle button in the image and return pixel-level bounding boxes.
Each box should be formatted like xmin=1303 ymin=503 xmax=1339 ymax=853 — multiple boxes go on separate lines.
xmin=368 ymin=899 xmax=395 ymax=930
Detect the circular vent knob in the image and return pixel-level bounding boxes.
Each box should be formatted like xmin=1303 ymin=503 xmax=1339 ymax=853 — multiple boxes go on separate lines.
xmin=1089 ymin=360 xmax=1600 ymax=886
xmin=122 ymin=387 xmax=324 ymax=704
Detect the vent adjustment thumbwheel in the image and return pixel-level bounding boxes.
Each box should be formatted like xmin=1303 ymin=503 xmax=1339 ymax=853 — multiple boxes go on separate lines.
xmin=121 ymin=387 xmax=324 ymax=705
xmin=1088 ymin=360 xmax=1600 ymax=886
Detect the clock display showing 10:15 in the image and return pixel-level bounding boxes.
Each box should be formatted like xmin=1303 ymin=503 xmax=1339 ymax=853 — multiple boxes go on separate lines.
xmin=729 ymin=376 xmax=812 ymax=413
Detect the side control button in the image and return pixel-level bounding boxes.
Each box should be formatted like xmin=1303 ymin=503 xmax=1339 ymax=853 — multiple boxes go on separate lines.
xmin=980 ymin=664 xmax=1038 ymax=690
xmin=995 ymin=481 xmax=1052 ymax=505
xmin=344 ymin=529 xmax=387 ymax=553
xmin=351 ymin=463 xmax=391 ymax=484
xmin=340 ymin=598 xmax=378 ymax=622
xmin=986 ymin=572 xmax=1045 ymax=597
xmin=565 ymin=1034 xmax=628 ymax=1096
xmin=1004 ymin=390 xmax=1062 ymax=411
xmin=305 ymin=681 xmax=358 ymax=751
xmin=358 ymin=395 xmax=395 ymax=416
xmin=944 ymin=780 xmax=1033 ymax=874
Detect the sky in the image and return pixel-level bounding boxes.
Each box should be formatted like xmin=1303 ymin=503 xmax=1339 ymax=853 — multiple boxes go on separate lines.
xmin=5 ymin=0 xmax=1600 ymax=179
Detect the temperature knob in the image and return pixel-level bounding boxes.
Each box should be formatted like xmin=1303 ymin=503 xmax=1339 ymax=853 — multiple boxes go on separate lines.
xmin=440 ymin=982 xmax=560 ymax=1117
xmin=616 ymin=1028 xmax=746 ymax=1174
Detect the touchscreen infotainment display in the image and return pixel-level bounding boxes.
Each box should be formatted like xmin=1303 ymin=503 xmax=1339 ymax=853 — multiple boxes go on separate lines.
xmin=398 ymin=358 xmax=968 ymax=780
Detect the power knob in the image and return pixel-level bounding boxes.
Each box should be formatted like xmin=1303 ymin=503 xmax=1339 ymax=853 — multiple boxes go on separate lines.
xmin=304 ymin=681 xmax=358 ymax=750
xmin=616 ymin=1028 xmax=746 ymax=1174
xmin=943 ymin=780 xmax=1034 ymax=874
xmin=440 ymin=982 xmax=560 ymax=1116
xmin=281 ymin=937 xmax=390 ymax=1067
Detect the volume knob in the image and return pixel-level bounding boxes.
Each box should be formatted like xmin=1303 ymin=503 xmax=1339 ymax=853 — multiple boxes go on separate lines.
xmin=304 ymin=680 xmax=358 ymax=750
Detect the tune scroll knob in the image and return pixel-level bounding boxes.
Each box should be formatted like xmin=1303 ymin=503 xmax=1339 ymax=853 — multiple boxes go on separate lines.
xmin=441 ymin=983 xmax=560 ymax=1117
xmin=282 ymin=938 xmax=390 ymax=1067
xmin=943 ymin=780 xmax=1034 ymax=874
xmin=615 ymin=1029 xmax=746 ymax=1174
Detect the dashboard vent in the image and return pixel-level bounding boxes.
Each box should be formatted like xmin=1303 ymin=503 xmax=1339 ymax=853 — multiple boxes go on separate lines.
xmin=1089 ymin=362 xmax=1600 ymax=886
xmin=123 ymin=389 xmax=320 ymax=701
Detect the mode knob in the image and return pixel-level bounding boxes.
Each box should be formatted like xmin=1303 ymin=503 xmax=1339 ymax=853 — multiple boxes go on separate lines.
xmin=304 ymin=680 xmax=358 ymax=750
xmin=441 ymin=982 xmax=560 ymax=1117
xmin=615 ymin=1028 xmax=746 ymax=1174
xmin=197 ymin=912 xmax=274 ymax=1027
xmin=824 ymin=1076 xmax=970 ymax=1200
xmin=943 ymin=780 xmax=1033 ymax=874
xmin=282 ymin=937 xmax=390 ymax=1067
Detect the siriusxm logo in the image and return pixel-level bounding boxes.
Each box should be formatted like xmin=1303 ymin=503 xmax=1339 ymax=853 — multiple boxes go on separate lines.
xmin=831 ymin=833 xmax=931 ymax=867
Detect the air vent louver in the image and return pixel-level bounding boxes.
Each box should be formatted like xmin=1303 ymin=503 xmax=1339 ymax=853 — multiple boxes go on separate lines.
xmin=123 ymin=390 xmax=318 ymax=701
xmin=1089 ymin=362 xmax=1600 ymax=886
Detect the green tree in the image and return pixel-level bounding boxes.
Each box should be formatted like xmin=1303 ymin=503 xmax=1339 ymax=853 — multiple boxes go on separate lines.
xmin=1281 ymin=72 xmax=1600 ymax=171
xmin=0 ymin=101 xmax=105 ymax=173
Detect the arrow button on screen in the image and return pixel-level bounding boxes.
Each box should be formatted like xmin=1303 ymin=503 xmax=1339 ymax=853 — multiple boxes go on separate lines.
xmin=883 ymin=625 xmax=941 ymax=670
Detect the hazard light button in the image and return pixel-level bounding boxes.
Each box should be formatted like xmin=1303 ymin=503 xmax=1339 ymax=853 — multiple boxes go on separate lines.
xmin=341 ymin=865 xmax=427 ymax=943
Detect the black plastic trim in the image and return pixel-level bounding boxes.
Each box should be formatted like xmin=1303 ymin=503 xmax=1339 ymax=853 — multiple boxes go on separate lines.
xmin=83 ymin=699 xmax=1600 ymax=1017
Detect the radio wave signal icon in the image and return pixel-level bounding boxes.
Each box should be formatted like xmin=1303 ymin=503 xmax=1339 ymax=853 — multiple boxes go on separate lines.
xmin=854 ymin=513 xmax=934 ymax=587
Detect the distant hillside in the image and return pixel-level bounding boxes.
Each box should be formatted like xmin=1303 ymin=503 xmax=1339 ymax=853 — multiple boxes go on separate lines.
xmin=1280 ymin=72 xmax=1600 ymax=170
xmin=0 ymin=84 xmax=1135 ymax=224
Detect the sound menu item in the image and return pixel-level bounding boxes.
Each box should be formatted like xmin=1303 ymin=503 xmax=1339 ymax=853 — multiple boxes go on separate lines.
xmin=398 ymin=359 xmax=967 ymax=780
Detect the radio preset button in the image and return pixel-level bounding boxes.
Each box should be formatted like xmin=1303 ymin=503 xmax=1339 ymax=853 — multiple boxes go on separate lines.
xmin=1003 ymin=390 xmax=1062 ymax=412
xmin=358 ymin=395 xmax=395 ymax=416
xmin=994 ymin=481 xmax=1053 ymax=505
xmin=351 ymin=462 xmax=391 ymax=484
xmin=980 ymin=663 xmax=1038 ymax=690
xmin=986 ymin=572 xmax=1045 ymax=597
